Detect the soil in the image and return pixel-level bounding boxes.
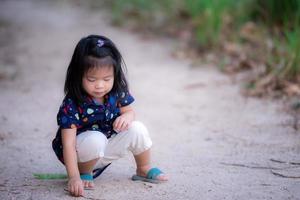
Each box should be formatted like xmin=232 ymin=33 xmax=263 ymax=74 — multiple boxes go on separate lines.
xmin=0 ymin=0 xmax=300 ymax=199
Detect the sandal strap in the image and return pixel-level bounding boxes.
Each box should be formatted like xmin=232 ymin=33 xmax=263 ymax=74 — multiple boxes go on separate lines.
xmin=80 ymin=173 xmax=93 ymax=181
xmin=146 ymin=168 xmax=163 ymax=180
xmin=93 ymin=163 xmax=111 ymax=179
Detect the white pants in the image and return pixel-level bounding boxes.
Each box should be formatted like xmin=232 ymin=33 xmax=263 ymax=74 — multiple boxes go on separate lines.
xmin=76 ymin=121 xmax=152 ymax=169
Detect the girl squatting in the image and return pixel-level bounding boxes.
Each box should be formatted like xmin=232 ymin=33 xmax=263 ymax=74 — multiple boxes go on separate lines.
xmin=52 ymin=35 xmax=168 ymax=197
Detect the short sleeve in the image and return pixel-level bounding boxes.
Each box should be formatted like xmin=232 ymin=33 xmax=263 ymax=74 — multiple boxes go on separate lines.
xmin=117 ymin=91 xmax=134 ymax=107
xmin=57 ymin=97 xmax=81 ymax=129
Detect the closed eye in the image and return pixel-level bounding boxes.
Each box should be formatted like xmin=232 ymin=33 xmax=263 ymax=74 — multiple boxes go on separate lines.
xmin=87 ymin=78 xmax=96 ymax=82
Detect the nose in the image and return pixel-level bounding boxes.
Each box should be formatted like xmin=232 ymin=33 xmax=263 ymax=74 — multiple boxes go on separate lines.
xmin=95 ymin=80 xmax=104 ymax=89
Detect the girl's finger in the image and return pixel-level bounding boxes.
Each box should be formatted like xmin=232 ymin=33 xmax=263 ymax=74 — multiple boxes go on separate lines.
xmin=68 ymin=187 xmax=73 ymax=196
xmin=113 ymin=118 xmax=121 ymax=130
xmin=112 ymin=117 xmax=118 ymax=126
xmin=78 ymin=186 xmax=84 ymax=197
xmin=74 ymin=185 xmax=79 ymax=197
xmin=115 ymin=118 xmax=124 ymax=131
xmin=77 ymin=184 xmax=83 ymax=197
xmin=119 ymin=120 xmax=127 ymax=132
xmin=70 ymin=186 xmax=75 ymax=196
xmin=124 ymin=122 xmax=129 ymax=131
xmin=117 ymin=120 xmax=123 ymax=130
xmin=120 ymin=121 xmax=128 ymax=132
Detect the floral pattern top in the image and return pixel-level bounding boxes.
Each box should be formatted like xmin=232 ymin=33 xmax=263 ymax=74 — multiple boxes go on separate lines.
xmin=52 ymin=91 xmax=134 ymax=163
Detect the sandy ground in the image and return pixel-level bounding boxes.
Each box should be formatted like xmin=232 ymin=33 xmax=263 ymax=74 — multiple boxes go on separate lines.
xmin=0 ymin=0 xmax=300 ymax=199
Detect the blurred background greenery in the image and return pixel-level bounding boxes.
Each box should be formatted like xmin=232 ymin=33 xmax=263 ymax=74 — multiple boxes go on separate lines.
xmin=98 ymin=0 xmax=300 ymax=98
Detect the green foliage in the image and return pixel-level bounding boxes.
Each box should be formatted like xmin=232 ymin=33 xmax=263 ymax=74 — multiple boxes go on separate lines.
xmin=250 ymin=0 xmax=300 ymax=28
xmin=105 ymin=0 xmax=300 ymax=84
xmin=109 ymin=0 xmax=173 ymax=26
xmin=184 ymin=0 xmax=236 ymax=46
xmin=259 ymin=0 xmax=300 ymax=81
xmin=276 ymin=28 xmax=300 ymax=80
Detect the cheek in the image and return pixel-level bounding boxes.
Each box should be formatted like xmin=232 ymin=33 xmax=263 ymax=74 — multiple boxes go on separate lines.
xmin=82 ymin=80 xmax=92 ymax=91
xmin=82 ymin=80 xmax=87 ymax=89
xmin=109 ymin=79 xmax=114 ymax=88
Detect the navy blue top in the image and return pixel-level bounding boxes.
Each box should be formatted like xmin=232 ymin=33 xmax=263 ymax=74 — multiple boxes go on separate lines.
xmin=52 ymin=90 xmax=134 ymax=163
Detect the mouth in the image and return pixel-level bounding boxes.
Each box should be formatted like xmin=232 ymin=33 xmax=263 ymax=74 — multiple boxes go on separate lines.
xmin=94 ymin=91 xmax=105 ymax=96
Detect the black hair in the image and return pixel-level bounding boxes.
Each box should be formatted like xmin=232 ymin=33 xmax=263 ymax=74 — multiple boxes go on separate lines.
xmin=64 ymin=35 xmax=129 ymax=103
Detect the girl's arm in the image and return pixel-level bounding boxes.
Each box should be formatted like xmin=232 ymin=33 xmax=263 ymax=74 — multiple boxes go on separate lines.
xmin=113 ymin=105 xmax=135 ymax=132
xmin=61 ymin=128 xmax=84 ymax=196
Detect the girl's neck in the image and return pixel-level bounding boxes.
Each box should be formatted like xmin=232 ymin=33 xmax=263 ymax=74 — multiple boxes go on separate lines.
xmin=93 ymin=97 xmax=104 ymax=104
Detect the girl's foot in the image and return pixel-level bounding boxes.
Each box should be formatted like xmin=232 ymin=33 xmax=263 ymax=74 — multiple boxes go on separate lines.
xmin=134 ymin=166 xmax=168 ymax=183
xmin=83 ymin=180 xmax=94 ymax=189
xmin=80 ymin=174 xmax=95 ymax=190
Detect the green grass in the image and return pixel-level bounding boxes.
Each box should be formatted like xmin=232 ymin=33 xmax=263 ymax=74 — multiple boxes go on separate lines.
xmin=109 ymin=0 xmax=167 ymax=26
xmin=258 ymin=0 xmax=300 ymax=82
xmin=184 ymin=0 xmax=236 ymax=46
xmin=278 ymin=28 xmax=300 ymax=80
xmin=250 ymin=0 xmax=300 ymax=28
xmin=104 ymin=0 xmax=300 ymax=88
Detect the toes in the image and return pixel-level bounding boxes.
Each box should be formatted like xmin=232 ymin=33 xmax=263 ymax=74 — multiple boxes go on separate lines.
xmin=88 ymin=181 xmax=95 ymax=188
xmin=82 ymin=180 xmax=94 ymax=189
xmin=157 ymin=174 xmax=168 ymax=181
xmin=83 ymin=181 xmax=89 ymax=188
xmin=83 ymin=181 xmax=88 ymax=188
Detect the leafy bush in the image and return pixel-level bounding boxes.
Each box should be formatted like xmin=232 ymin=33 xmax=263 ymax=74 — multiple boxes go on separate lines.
xmin=104 ymin=0 xmax=300 ymax=96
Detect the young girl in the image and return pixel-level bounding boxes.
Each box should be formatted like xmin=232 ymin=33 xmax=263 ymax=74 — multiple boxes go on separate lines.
xmin=52 ymin=35 xmax=167 ymax=197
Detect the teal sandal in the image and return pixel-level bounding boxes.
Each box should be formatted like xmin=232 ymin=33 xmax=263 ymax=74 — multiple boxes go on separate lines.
xmin=79 ymin=164 xmax=111 ymax=190
xmin=131 ymin=167 xmax=166 ymax=184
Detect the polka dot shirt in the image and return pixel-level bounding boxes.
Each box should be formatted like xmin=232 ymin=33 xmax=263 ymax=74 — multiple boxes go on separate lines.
xmin=52 ymin=91 xmax=134 ymax=163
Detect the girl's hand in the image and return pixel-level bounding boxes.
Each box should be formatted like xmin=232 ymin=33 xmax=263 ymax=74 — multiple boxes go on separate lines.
xmin=113 ymin=113 xmax=133 ymax=132
xmin=68 ymin=176 xmax=84 ymax=197
xmin=113 ymin=105 xmax=135 ymax=133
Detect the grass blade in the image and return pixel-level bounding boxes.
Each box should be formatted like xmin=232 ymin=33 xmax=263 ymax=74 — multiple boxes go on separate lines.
xmin=33 ymin=173 xmax=67 ymax=180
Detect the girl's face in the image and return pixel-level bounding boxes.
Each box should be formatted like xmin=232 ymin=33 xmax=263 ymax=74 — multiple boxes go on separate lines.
xmin=82 ymin=65 xmax=114 ymax=102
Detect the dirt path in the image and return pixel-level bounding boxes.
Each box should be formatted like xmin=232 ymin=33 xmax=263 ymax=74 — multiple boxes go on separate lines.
xmin=1 ymin=1 xmax=300 ymax=199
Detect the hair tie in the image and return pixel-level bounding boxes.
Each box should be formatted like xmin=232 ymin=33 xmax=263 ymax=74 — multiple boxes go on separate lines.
xmin=97 ymin=39 xmax=105 ymax=47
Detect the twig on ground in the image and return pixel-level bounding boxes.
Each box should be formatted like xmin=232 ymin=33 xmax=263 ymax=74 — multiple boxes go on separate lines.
xmin=270 ymin=170 xmax=300 ymax=179
xmin=270 ymin=158 xmax=300 ymax=165
xmin=64 ymin=188 xmax=105 ymax=200
xmin=220 ymin=162 xmax=285 ymax=170
xmin=260 ymin=183 xmax=272 ymax=186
